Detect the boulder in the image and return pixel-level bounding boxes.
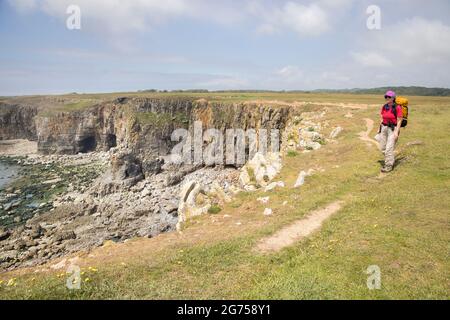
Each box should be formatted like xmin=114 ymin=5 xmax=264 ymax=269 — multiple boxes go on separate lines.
xmin=208 ymin=182 xmax=232 ymax=204
xmin=257 ymin=197 xmax=270 ymax=204
xmin=329 ymin=127 xmax=343 ymax=139
xmin=0 ymin=250 xmax=18 ymax=264
xmin=142 ymin=158 xmax=164 ymax=176
xmin=176 ymin=181 xmax=211 ymax=231
xmin=54 ymin=230 xmax=76 ymax=242
xmin=294 ymin=169 xmax=315 ymax=188
xmin=294 ymin=171 xmax=307 ymax=188
xmin=239 ymin=152 xmax=282 ymax=188
xmin=109 ymin=149 xmax=144 ymax=186
xmin=0 ymin=228 xmax=11 ymax=241
xmin=29 ymin=225 xmax=44 ymax=239
xmin=264 ymin=181 xmax=285 ymax=192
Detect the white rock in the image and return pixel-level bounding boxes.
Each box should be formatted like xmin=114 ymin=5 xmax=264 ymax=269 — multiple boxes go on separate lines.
xmin=244 ymin=185 xmax=257 ymax=192
xmin=329 ymin=127 xmax=343 ymax=139
xmin=241 ymin=152 xmax=282 ymax=188
xmin=263 ymin=208 xmax=273 ymax=216
xmin=264 ymin=181 xmax=285 ymax=192
xmin=239 ymin=167 xmax=251 ymax=187
xmin=294 ymin=169 xmax=315 ymax=188
xmin=257 ymin=196 xmax=270 ymax=204
xmin=176 ymin=180 xmax=211 ymax=231
xmin=140 ymin=187 xmax=151 ymax=198
xmin=294 ymin=171 xmax=307 ymax=188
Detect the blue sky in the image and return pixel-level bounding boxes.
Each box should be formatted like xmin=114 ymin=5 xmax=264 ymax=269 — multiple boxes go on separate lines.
xmin=1 ymin=0 xmax=450 ymax=95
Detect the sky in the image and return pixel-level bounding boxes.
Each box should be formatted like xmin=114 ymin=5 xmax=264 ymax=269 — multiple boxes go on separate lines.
xmin=1 ymin=0 xmax=450 ymax=95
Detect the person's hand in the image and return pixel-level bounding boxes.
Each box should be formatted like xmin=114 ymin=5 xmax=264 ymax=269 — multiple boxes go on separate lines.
xmin=394 ymin=130 xmax=399 ymax=142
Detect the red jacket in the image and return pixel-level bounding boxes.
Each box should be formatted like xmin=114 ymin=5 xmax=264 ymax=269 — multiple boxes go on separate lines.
xmin=381 ymin=104 xmax=402 ymax=125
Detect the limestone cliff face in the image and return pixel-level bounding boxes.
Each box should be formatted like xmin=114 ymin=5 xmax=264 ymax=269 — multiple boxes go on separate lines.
xmin=35 ymin=102 xmax=125 ymax=155
xmin=1 ymin=97 xmax=293 ymax=166
xmin=0 ymin=103 xmax=38 ymax=141
xmin=191 ymin=100 xmax=291 ymax=137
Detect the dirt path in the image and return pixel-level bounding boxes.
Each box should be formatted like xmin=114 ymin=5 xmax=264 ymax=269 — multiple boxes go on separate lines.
xmin=255 ymin=201 xmax=344 ymax=253
xmin=358 ymin=118 xmax=379 ymax=147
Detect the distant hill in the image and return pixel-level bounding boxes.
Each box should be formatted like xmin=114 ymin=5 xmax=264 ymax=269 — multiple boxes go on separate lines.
xmin=145 ymin=86 xmax=450 ymax=97
xmin=310 ymin=86 xmax=450 ymax=96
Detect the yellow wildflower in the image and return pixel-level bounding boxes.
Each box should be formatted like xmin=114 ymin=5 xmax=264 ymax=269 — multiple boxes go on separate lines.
xmin=7 ymin=278 xmax=16 ymax=287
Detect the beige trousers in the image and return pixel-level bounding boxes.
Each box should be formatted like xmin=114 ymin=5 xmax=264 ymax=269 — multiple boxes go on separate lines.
xmin=378 ymin=125 xmax=397 ymax=167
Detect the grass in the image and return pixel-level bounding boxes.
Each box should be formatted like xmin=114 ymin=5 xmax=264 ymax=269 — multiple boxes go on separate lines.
xmin=287 ymin=150 xmax=299 ymax=158
xmin=0 ymin=94 xmax=449 ymax=299
xmin=5 ymin=91 xmax=450 ymax=109
xmin=37 ymin=99 xmax=101 ymax=117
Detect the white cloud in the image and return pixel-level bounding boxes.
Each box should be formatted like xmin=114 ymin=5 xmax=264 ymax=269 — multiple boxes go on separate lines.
xmin=280 ymin=2 xmax=330 ymax=36
xmin=351 ymin=52 xmax=392 ymax=67
xmin=388 ymin=18 xmax=450 ymax=64
xmin=277 ymin=66 xmax=303 ymax=79
xmin=256 ymin=23 xmax=277 ymax=36
xmin=44 ymin=0 xmax=188 ymax=34
xmin=7 ymin=0 xmax=246 ymax=35
xmin=196 ymin=75 xmax=250 ymax=90
xmin=8 ymin=0 xmax=353 ymax=38
xmin=353 ymin=17 xmax=450 ymax=67
xmin=249 ymin=1 xmax=331 ymax=37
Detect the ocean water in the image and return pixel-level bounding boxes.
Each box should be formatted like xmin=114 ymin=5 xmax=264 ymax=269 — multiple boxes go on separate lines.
xmin=0 ymin=161 xmax=18 ymax=190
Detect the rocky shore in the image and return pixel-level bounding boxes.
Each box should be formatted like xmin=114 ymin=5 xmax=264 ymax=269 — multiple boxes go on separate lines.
xmin=0 ymin=96 xmax=332 ymax=271
xmin=0 ymin=148 xmax=242 ymax=271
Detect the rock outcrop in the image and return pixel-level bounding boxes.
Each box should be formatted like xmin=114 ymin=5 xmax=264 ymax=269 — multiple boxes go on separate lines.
xmin=0 ymin=97 xmax=332 ymax=271
xmin=0 ymin=103 xmax=38 ymax=141
xmin=239 ymin=152 xmax=283 ymax=189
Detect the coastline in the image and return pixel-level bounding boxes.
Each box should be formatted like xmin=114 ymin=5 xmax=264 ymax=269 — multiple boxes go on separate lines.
xmin=0 ymin=161 xmax=19 ymax=190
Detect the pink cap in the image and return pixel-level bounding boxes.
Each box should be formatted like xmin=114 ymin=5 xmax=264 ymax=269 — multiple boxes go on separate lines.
xmin=385 ymin=90 xmax=396 ymax=97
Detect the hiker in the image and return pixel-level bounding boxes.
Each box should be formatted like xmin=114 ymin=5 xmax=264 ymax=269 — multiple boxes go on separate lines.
xmin=378 ymin=90 xmax=403 ymax=173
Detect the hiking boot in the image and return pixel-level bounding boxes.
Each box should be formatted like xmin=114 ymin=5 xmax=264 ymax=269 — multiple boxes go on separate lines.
xmin=381 ymin=166 xmax=393 ymax=173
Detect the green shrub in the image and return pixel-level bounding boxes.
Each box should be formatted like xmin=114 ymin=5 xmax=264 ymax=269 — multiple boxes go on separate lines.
xmin=287 ymin=150 xmax=299 ymax=157
xmin=208 ymin=205 xmax=222 ymax=214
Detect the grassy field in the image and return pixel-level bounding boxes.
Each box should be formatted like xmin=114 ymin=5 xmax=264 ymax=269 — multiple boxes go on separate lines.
xmin=0 ymin=94 xmax=449 ymax=299
xmin=4 ymin=91 xmax=450 ymax=112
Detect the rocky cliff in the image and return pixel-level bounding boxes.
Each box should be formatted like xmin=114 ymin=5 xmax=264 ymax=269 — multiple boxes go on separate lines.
xmin=0 ymin=103 xmax=38 ymax=141
xmin=1 ymin=97 xmax=292 ymax=171
xmin=0 ymin=96 xmax=300 ymax=270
